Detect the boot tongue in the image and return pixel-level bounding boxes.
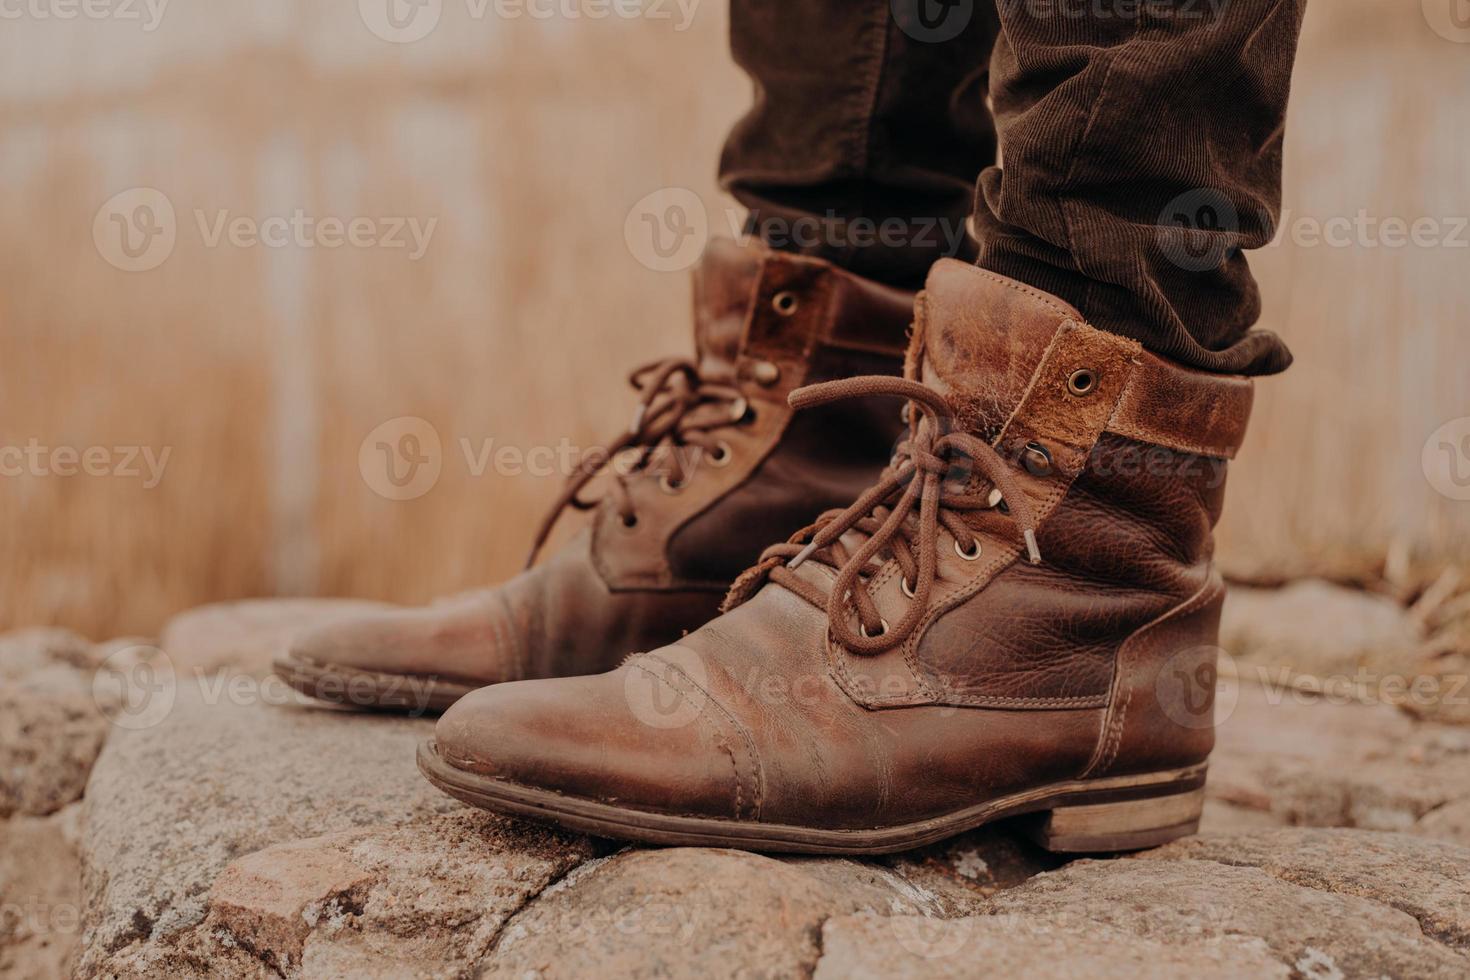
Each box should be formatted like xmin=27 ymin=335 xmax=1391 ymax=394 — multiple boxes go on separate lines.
xmin=910 ymin=261 xmax=1087 ymax=443
xmin=691 ymin=237 xmax=766 ymax=378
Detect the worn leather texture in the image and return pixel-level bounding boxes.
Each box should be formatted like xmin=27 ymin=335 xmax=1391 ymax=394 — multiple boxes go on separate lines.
xmin=596 ymin=238 xmax=913 ymax=590
xmin=290 ymin=238 xmax=913 ymax=685
xmin=433 ymin=260 xmax=1251 ymax=833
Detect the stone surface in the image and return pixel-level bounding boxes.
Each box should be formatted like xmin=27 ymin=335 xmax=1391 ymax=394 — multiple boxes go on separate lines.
xmin=482 ymin=848 xmax=957 ymax=979
xmin=1209 ymin=677 xmax=1470 ymax=840
xmin=988 ymin=832 xmax=1470 ymax=978
xmin=814 ymin=913 xmax=1286 ymax=979
xmin=0 ymin=689 xmax=110 ymax=818
xmin=1417 ymin=799 xmax=1470 ymax=845
xmin=880 ymin=824 xmax=1063 ymax=900
xmin=77 ymin=685 xmax=458 ymax=978
xmin=1198 ymin=798 xmax=1288 ymax=833
xmin=0 ymin=629 xmax=113 ymax=817
xmin=12 ymin=594 xmax=1466 ymax=979
xmin=1144 ymin=829 xmax=1470 ymax=950
xmin=0 ymin=804 xmax=83 ymax=979
xmin=208 ymin=840 xmax=376 ymax=974
xmin=159 ymin=598 xmax=391 ymax=676
xmin=194 ymin=811 xmax=596 ymax=979
xmin=1222 ymin=580 xmax=1422 ymax=683
xmin=0 ymin=627 xmax=99 ymax=685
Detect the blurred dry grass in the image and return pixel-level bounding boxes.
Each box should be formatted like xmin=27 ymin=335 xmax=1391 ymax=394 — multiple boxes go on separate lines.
xmin=0 ymin=0 xmax=1466 ymax=638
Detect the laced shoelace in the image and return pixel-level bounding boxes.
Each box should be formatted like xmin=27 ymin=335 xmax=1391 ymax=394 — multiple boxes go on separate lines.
xmin=525 ymin=357 xmax=748 ymax=569
xmin=759 ymin=375 xmax=1043 ymax=655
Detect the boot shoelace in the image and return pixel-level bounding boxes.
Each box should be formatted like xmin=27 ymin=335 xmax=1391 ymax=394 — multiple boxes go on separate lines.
xmin=525 ymin=357 xmax=748 ymax=568
xmin=760 ymin=375 xmax=1042 ymax=655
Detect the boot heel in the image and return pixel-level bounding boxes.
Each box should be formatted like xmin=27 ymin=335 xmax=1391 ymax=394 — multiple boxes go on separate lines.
xmin=1025 ymin=786 xmax=1204 ymax=853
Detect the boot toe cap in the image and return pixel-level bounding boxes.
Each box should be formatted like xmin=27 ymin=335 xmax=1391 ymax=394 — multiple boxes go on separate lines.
xmin=281 ymin=592 xmax=506 ymax=682
xmin=432 ymin=650 xmax=758 ymax=821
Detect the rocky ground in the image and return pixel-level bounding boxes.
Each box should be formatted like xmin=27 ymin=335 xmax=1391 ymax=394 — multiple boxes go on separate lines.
xmin=3 ymin=579 xmax=1470 ymax=979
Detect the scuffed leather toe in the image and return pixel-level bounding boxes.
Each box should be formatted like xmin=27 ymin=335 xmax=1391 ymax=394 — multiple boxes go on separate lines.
xmin=285 ymin=592 xmax=508 ymax=683
xmin=433 ymin=650 xmax=761 ymax=821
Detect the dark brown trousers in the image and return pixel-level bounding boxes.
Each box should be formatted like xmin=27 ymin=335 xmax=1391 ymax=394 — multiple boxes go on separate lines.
xmin=720 ymin=0 xmax=1307 ymax=375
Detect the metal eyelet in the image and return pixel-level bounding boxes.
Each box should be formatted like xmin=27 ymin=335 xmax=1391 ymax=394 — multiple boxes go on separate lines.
xmin=1022 ymin=441 xmax=1053 ymax=477
xmin=707 ymin=441 xmax=733 ymax=468
xmin=1067 ymin=368 xmax=1099 ymax=397
xmin=750 ymin=360 xmax=781 ymax=386
xmin=729 ymin=395 xmax=750 ymax=424
xmin=772 ymin=291 xmax=799 ymax=316
xmin=954 ymin=538 xmax=983 ymax=561
xmin=658 ymin=474 xmax=686 ymax=495
xmin=860 ymin=618 xmax=889 ymax=639
xmin=901 ymin=577 xmax=916 ymax=599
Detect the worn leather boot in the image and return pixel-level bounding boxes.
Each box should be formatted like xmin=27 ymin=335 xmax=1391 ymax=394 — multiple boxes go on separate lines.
xmin=420 ymin=259 xmax=1255 ymax=853
xmin=275 ymin=239 xmax=911 ymax=712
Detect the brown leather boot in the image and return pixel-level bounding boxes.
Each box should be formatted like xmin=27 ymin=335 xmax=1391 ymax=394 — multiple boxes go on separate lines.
xmin=274 ymin=239 xmax=912 ymax=712
xmin=419 ymin=259 xmax=1256 ymax=853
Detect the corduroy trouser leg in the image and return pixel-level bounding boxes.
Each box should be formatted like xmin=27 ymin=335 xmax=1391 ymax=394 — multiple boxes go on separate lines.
xmin=721 ymin=0 xmax=1307 ymax=375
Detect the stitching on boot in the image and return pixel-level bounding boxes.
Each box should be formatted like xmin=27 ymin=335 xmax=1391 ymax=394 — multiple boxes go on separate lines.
xmin=968 ymin=267 xmax=1081 ymax=323
xmin=894 ymin=329 xmax=1136 ymax=708
xmin=880 ymin=327 xmax=1083 ymax=704
xmin=628 ymin=659 xmax=745 ymax=817
xmin=660 ymin=286 xmax=815 ymax=593
xmin=1084 ymin=575 xmax=1225 ymax=778
xmin=1106 ymin=370 xmax=1240 ymax=460
xmin=492 ymin=588 xmax=524 ymax=680
xmin=642 ymin=653 xmax=764 ymax=820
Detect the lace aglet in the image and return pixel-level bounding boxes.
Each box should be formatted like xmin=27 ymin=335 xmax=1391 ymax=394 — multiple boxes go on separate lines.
xmin=787 ymin=539 xmax=820 ymax=570
xmin=1023 ymin=529 xmax=1042 ymax=565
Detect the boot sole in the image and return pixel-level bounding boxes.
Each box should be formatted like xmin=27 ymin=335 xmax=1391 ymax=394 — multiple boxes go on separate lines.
xmin=274 ymin=656 xmax=478 ymax=715
xmin=417 ymin=739 xmax=1206 ymax=855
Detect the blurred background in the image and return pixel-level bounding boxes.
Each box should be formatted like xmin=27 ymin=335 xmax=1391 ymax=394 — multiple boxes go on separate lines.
xmin=1 ymin=0 xmax=1466 ymax=639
